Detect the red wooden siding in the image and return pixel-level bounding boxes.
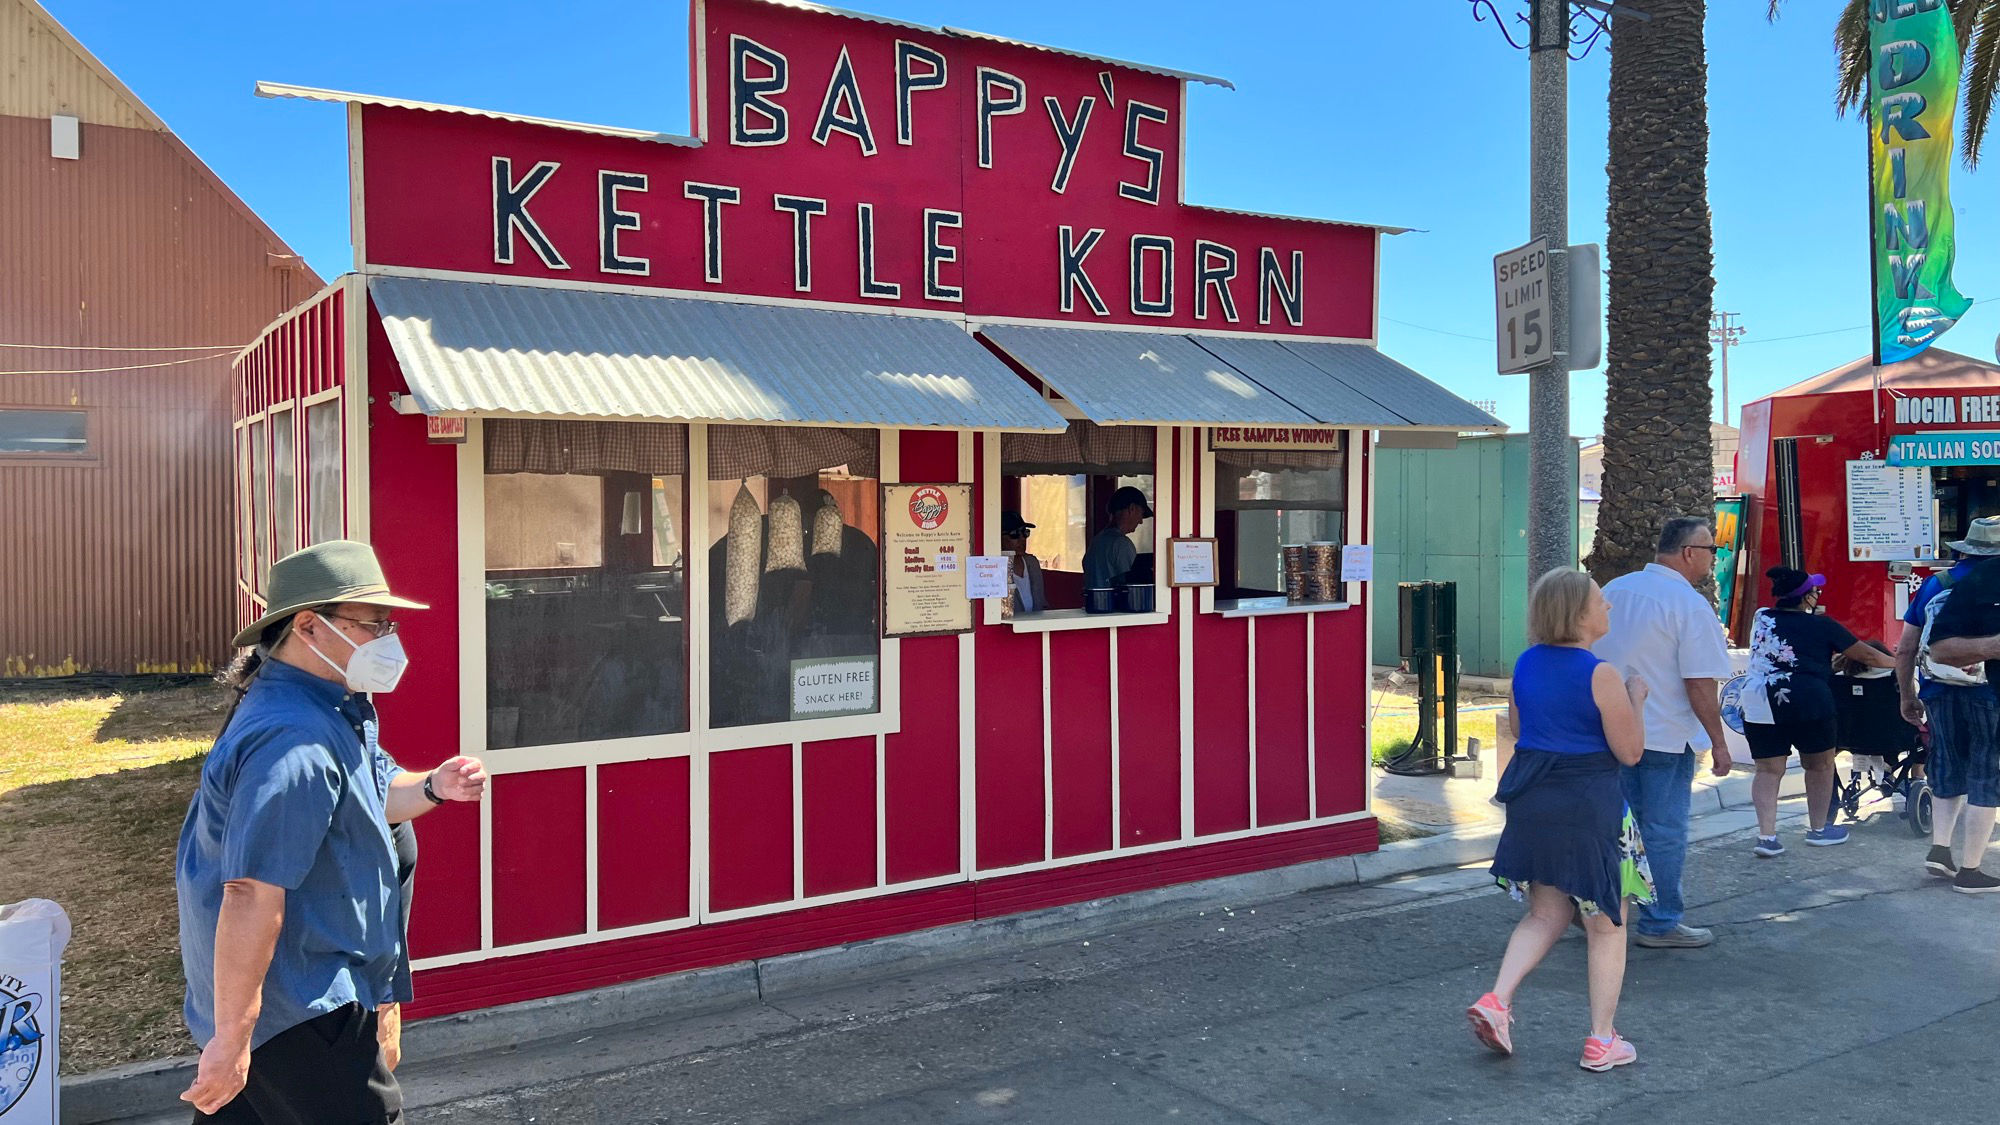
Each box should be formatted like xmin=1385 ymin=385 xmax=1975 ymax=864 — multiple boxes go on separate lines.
xmin=1314 ymin=609 xmax=1369 ymax=818
xmin=708 ymin=745 xmax=796 ymax=912
xmin=490 ymin=768 xmax=589 ymax=946
xmin=1192 ymin=613 xmax=1253 ymax=836
xmin=883 ymin=632 xmax=961 ymax=883
xmin=597 ymin=758 xmax=694 ymax=930
xmin=1253 ymin=614 xmax=1312 ymax=826
xmin=1049 ymin=629 xmax=1114 ymax=858
xmin=1115 ymin=621 xmax=1181 ymax=847
xmin=975 ymin=626 xmax=1048 ymax=870
xmin=802 ymin=737 xmax=878 ymax=897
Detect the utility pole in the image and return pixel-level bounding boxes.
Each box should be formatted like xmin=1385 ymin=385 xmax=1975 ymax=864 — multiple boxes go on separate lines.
xmin=1526 ymin=0 xmax=1573 ymax=580
xmin=1710 ymin=311 xmax=1744 ymax=426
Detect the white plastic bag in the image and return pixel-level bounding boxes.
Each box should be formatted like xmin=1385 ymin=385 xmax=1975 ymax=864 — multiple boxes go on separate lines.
xmin=0 ymin=899 xmax=69 ymax=1122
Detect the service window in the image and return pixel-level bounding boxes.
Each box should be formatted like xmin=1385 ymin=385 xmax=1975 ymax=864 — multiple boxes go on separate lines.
xmin=705 ymin=424 xmax=881 ymax=729
xmin=483 ymin=420 xmax=689 ymax=750
xmin=235 ymin=426 xmax=253 ymax=590
xmin=1213 ymin=441 xmax=1347 ymax=599
xmin=305 ymin=398 xmax=343 ymax=544
xmin=249 ymin=418 xmax=271 ymax=596
xmin=1000 ymin=422 xmax=1157 ymax=610
xmin=0 ymin=408 xmax=90 ymax=459
xmin=271 ymin=406 xmax=298 ymax=561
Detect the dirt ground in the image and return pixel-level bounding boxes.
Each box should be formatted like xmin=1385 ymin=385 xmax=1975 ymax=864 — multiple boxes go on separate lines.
xmin=0 ymin=678 xmax=225 ymax=1073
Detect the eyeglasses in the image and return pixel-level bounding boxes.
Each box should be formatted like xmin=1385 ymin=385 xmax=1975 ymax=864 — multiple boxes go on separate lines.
xmin=1682 ymin=544 xmax=1721 ymax=554
xmin=327 ymin=613 xmax=398 ymax=638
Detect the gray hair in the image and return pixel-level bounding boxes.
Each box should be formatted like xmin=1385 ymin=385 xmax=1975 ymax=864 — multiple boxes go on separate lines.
xmin=1657 ymin=516 xmax=1712 ymax=554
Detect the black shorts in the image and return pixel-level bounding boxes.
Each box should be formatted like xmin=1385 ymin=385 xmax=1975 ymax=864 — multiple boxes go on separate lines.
xmin=193 ymin=1003 xmax=401 ymax=1124
xmin=1745 ymin=718 xmax=1838 ymax=760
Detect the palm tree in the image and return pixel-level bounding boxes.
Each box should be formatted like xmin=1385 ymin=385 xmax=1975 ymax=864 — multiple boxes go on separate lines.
xmin=1769 ymin=1 xmax=2000 ymax=168
xmin=1586 ymin=0 xmax=1720 ymax=585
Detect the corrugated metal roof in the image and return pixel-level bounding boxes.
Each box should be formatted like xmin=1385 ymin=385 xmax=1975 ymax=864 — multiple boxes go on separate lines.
xmin=1273 ymin=340 xmax=1506 ymax=431
xmin=255 ymin=82 xmax=702 ymax=146
xmin=368 ymin=276 xmax=1067 ymax=431
xmin=976 ymin=325 xmax=1315 ymax=426
xmin=1187 ymin=336 xmax=1408 ymax=428
xmin=1185 ymin=204 xmax=1410 ymax=236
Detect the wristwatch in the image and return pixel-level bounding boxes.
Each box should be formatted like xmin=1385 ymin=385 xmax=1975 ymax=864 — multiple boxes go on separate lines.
xmin=421 ymin=771 xmax=447 ymax=805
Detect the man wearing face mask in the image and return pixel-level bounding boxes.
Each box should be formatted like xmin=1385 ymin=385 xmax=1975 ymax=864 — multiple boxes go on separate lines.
xmin=176 ymin=540 xmax=487 ymax=1122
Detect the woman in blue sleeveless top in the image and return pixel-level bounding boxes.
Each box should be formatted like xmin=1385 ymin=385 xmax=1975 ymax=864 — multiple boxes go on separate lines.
xmin=1466 ymin=568 xmax=1654 ymax=1072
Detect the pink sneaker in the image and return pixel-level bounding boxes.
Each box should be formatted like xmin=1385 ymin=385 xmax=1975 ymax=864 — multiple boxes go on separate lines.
xmin=1579 ymin=1033 xmax=1636 ymax=1071
xmin=1466 ymin=993 xmax=1512 ymax=1055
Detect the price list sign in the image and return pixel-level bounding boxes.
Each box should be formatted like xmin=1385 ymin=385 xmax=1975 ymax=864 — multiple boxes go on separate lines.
xmin=1846 ymin=460 xmax=1935 ymax=562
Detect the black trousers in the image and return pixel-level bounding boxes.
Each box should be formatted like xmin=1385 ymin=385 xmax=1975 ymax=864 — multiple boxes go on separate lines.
xmin=193 ymin=1003 xmax=402 ymax=1125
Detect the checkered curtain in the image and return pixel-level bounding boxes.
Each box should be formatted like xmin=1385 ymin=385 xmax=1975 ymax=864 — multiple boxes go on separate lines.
xmin=1212 ymin=444 xmax=1345 ymax=473
xmin=707 ymin=424 xmax=879 ymax=481
xmin=484 ymin=419 xmax=688 ymax=475
xmin=1000 ymin=422 xmax=1155 ymax=474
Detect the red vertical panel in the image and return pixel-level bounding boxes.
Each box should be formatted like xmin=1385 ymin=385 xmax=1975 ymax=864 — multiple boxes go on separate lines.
xmin=1193 ymin=613 xmax=1252 ymax=835
xmin=407 ymin=803 xmax=481 ymax=957
xmin=1049 ymin=629 xmax=1113 ymax=857
xmin=802 ymin=737 xmax=878 ymax=897
xmin=885 ymin=632 xmax=960 ymax=882
xmin=490 ymin=768 xmax=589 ymax=946
xmin=899 ymin=429 xmax=959 ymax=482
xmin=597 ymin=758 xmax=693 ymax=930
xmin=709 ymin=745 xmax=795 ymax=911
xmin=975 ymin=626 xmax=1046 ymax=869
xmin=1314 ymin=609 xmax=1369 ymax=817
xmin=1254 ymin=614 xmax=1311 ymax=826
xmin=1116 ymin=620 xmax=1181 ymax=847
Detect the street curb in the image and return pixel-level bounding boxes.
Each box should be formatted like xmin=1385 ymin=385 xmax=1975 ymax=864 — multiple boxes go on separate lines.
xmin=54 ymin=763 xmax=1827 ymax=1124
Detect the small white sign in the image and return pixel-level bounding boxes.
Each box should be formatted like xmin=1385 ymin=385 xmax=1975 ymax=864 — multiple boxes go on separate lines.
xmin=935 ymin=551 xmax=959 ymax=573
xmin=1494 ymin=238 xmax=1551 ymax=374
xmin=1341 ymin=544 xmax=1374 ymax=583
xmin=790 ymin=658 xmax=878 ymax=720
xmin=1168 ymin=539 xmax=1218 ymax=588
xmin=965 ymin=555 xmax=1010 ymax=599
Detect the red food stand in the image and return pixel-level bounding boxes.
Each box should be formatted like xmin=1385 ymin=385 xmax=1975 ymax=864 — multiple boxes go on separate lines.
xmin=230 ymin=0 xmax=1498 ymax=1018
xmin=1737 ymin=347 xmax=2000 ymax=646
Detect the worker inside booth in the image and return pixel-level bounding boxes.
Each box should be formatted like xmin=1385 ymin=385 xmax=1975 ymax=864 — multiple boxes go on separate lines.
xmin=1212 ymin=439 xmax=1348 ymax=601
xmin=1930 ymin=463 xmax=2000 ymax=554
xmin=999 ymin=422 xmax=1155 ymax=610
xmin=482 ymin=419 xmax=690 ymax=749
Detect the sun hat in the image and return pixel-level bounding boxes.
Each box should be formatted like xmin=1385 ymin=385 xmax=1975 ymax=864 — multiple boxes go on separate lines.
xmin=1766 ymin=567 xmax=1825 ymax=601
xmin=233 ymin=540 xmax=428 ymax=647
xmin=1949 ymin=515 xmax=2000 ymax=556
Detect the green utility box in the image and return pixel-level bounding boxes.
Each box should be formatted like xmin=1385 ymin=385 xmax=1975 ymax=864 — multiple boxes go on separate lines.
xmin=1370 ymin=434 xmax=1578 ymax=679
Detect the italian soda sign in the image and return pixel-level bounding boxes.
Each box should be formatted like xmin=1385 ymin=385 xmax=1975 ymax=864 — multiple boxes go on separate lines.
xmin=354 ymin=0 xmax=1378 ymax=338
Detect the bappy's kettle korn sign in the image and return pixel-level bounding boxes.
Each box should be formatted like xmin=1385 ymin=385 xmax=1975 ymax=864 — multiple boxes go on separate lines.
xmin=352 ymin=0 xmax=1377 ymax=338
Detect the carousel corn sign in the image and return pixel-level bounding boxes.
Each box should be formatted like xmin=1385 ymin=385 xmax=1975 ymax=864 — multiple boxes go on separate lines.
xmin=350 ymin=0 xmax=1377 ymax=339
xmin=1868 ymin=0 xmax=1973 ymax=365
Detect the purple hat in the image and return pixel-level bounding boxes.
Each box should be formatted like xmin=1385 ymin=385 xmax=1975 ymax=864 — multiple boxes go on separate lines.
xmin=1780 ymin=573 xmax=1825 ymax=600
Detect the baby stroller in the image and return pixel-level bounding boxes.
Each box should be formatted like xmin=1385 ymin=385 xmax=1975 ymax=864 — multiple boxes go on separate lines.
xmin=1829 ymin=662 xmax=1931 ymax=835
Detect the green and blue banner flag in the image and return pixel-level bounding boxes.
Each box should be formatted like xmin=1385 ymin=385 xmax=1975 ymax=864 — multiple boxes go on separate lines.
xmin=1869 ymin=0 xmax=1974 ymax=365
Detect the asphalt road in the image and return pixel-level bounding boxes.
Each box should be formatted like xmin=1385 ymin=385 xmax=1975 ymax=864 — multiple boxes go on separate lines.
xmin=397 ymin=804 xmax=1997 ymax=1124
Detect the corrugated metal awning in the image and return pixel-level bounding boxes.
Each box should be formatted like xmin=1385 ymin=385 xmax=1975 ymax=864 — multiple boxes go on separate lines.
xmin=1270 ymin=340 xmax=1504 ymax=431
xmin=1191 ymin=336 xmax=1503 ymax=431
xmin=368 ymin=276 xmax=1067 ymax=431
xmin=974 ymin=325 xmax=1315 ymax=426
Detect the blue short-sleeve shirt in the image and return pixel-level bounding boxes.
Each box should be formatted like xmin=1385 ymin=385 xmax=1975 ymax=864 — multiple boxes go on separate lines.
xmin=176 ymin=660 xmax=404 ymax=1048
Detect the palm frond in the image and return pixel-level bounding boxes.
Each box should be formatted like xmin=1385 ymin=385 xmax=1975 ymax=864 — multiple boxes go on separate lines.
xmin=1961 ymin=1 xmax=2000 ymax=166
xmin=1767 ymin=0 xmax=1784 ymax=20
xmin=1833 ymin=0 xmax=1872 ymax=113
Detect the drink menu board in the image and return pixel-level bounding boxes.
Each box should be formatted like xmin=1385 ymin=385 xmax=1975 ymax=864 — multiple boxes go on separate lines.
xmin=881 ymin=482 xmax=974 ymax=637
xmin=1846 ymin=460 xmax=1934 ymax=562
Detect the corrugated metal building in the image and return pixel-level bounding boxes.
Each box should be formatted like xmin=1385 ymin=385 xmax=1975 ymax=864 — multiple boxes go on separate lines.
xmin=0 ymin=0 xmax=317 ymax=675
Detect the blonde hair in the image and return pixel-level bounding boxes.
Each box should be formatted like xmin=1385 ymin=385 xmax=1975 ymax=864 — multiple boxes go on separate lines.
xmin=1527 ymin=567 xmax=1597 ymax=646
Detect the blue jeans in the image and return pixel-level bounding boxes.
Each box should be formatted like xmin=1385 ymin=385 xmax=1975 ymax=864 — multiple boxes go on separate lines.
xmin=1619 ymin=748 xmax=1698 ymax=936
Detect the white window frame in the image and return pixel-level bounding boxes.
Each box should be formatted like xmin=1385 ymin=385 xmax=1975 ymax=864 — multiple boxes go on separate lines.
xmin=1199 ymin=426 xmax=1367 ymax=616
xmin=269 ymin=401 xmax=300 ymax=561
xmin=301 ymin=387 xmax=345 ymax=545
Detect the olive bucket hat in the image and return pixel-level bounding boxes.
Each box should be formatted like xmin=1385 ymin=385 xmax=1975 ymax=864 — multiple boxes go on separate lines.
xmin=233 ymin=540 xmax=428 ymax=647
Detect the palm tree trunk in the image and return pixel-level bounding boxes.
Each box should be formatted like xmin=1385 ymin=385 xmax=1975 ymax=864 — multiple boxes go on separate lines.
xmin=1589 ymin=0 xmax=1718 ymax=587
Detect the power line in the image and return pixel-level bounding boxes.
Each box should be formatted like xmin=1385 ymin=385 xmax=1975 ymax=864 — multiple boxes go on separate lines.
xmin=1380 ymin=316 xmax=1492 ymax=342
xmin=0 ymin=342 xmax=243 ymax=352
xmin=0 ymin=353 xmax=239 ymax=376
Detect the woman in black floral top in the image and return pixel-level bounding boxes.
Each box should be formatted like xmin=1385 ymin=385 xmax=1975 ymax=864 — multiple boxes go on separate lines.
xmin=1739 ymin=567 xmax=1894 ymax=856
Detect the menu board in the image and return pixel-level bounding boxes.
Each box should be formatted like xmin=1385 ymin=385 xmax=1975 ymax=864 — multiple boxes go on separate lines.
xmin=1846 ymin=460 xmax=1935 ymax=562
xmin=881 ymin=482 xmax=974 ymax=637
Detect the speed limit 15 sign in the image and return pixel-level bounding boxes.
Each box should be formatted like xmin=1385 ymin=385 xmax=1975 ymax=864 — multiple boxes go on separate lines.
xmin=1493 ymin=238 xmax=1551 ymax=374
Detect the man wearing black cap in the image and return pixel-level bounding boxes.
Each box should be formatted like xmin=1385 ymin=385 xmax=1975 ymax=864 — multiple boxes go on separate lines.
xmin=1083 ymin=486 xmax=1153 ymax=591
xmin=1000 ymin=510 xmax=1047 ymax=613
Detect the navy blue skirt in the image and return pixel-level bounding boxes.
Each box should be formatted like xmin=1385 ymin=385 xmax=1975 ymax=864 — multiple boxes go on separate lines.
xmin=1489 ymin=748 xmax=1637 ymax=922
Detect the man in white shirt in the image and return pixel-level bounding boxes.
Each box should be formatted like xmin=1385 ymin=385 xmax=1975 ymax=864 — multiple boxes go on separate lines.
xmin=1593 ymin=516 xmax=1736 ymax=948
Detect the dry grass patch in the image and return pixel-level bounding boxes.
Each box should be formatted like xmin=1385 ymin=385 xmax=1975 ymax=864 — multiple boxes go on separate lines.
xmin=0 ymin=680 xmax=225 ymax=1073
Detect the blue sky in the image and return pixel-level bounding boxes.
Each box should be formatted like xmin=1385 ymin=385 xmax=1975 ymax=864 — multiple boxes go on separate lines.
xmin=41 ymin=0 xmax=2000 ymax=438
